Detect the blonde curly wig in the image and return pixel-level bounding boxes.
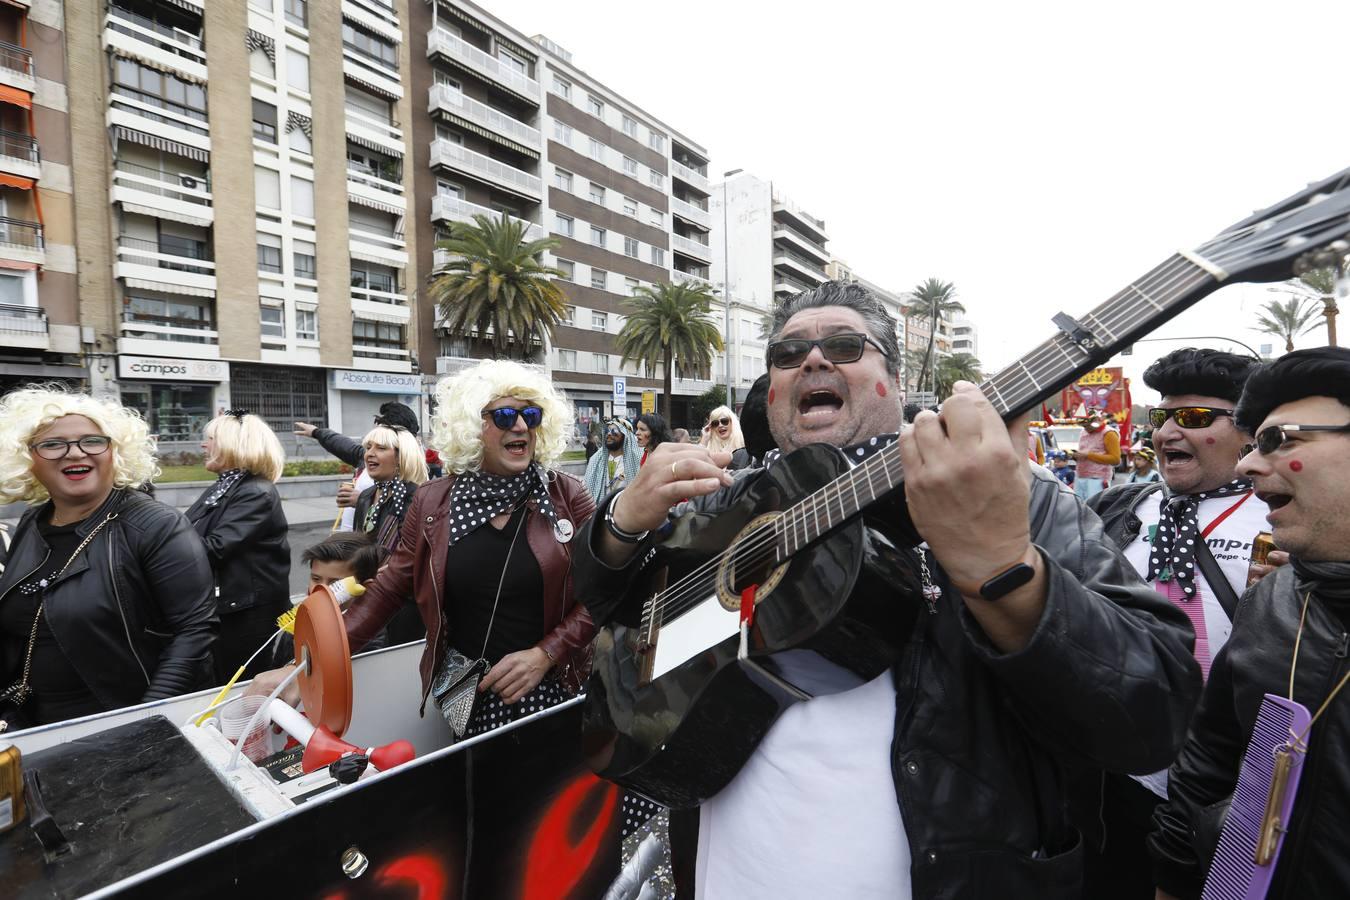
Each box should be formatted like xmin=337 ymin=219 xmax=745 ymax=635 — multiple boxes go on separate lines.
xmin=430 ymin=360 xmax=573 ymax=474
xmin=0 ymin=385 xmax=159 ymax=504
xmin=362 ymin=424 xmax=429 ymax=484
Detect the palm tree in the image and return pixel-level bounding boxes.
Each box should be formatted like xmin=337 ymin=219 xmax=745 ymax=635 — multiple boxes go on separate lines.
xmin=616 ymin=281 xmax=724 ymax=420
xmin=935 ymin=353 xmax=984 ymax=401
xmin=907 ymin=278 xmax=964 ymax=395
xmin=428 ymin=213 xmax=567 ymax=360
xmin=1297 ymin=266 xmax=1339 ymax=346
xmin=1255 ymin=296 xmax=1321 ymax=353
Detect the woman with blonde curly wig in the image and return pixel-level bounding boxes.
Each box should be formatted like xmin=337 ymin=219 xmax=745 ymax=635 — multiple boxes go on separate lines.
xmin=251 ymin=359 xmax=596 ymax=896
xmin=0 ymin=387 xmax=216 ymax=728
xmin=185 ymin=411 xmax=290 ymax=681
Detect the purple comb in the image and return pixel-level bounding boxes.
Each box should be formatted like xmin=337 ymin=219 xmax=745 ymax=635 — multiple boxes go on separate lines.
xmin=1202 ymin=693 xmax=1311 ymax=900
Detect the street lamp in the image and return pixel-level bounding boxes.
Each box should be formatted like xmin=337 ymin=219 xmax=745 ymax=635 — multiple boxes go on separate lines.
xmin=1124 ymin=335 xmax=1265 ymax=358
xmin=722 ymin=168 xmax=742 ymax=410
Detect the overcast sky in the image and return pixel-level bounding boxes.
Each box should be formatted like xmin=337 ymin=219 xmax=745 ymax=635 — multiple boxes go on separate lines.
xmin=497 ymin=0 xmax=1349 ymax=404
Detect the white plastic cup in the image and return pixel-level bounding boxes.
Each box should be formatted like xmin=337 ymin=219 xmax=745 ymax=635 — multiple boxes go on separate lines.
xmin=219 ymin=695 xmax=271 ymax=763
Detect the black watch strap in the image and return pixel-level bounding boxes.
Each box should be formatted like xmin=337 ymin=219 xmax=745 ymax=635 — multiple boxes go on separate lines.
xmin=978 ymin=561 xmax=1035 ymax=602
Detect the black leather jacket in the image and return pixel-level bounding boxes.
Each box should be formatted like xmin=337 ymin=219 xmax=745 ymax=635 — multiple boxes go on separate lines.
xmin=1149 ymin=564 xmax=1350 ymax=899
xmin=576 ymin=462 xmax=1201 ymax=899
xmin=312 ymin=427 xmax=364 ymax=468
xmin=352 ymin=479 xmax=419 ymax=553
xmin=185 ymin=474 xmax=290 ymax=616
xmin=0 ymin=489 xmax=217 ymax=709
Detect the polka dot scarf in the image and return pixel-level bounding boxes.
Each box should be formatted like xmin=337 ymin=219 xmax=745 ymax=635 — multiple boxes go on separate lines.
xmin=447 ymin=462 xmax=557 ymax=546
xmin=203 ymin=468 xmax=247 ymax=508
xmin=761 ymin=433 xmax=899 ymax=470
xmin=363 ymin=478 xmax=412 ymax=534
xmin=1146 ymin=478 xmax=1252 ymax=596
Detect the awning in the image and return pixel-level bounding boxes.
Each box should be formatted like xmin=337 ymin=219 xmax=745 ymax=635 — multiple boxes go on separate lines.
xmin=123 ymin=276 xmax=215 ymax=299
xmin=159 ymin=0 xmax=203 ymax=11
xmin=348 ymin=191 xmax=405 ymax=217
xmin=344 ymin=126 xmax=403 ymax=157
xmin=349 ymin=245 xmax=407 ymax=266
xmin=353 ymin=308 xmax=410 ymax=325
xmin=113 ymin=126 xmax=209 ymax=163
xmin=0 ymin=84 xmax=31 ymax=109
xmin=433 ymin=112 xmax=539 ymax=160
xmin=111 ymin=47 xmax=206 ymax=84
xmin=344 ymin=68 xmax=400 ymax=101
xmin=118 ymin=201 xmax=213 ymax=229
xmin=0 ymin=259 xmax=37 ymax=270
xmin=0 ymin=172 xmax=33 ymax=190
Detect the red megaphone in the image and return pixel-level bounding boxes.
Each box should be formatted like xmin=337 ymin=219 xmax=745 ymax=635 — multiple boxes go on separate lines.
xmin=301 ymin=725 xmax=415 ymax=774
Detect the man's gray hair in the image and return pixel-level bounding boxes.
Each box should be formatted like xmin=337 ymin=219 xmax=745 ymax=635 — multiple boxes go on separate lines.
xmin=767 ymin=280 xmax=901 ymax=377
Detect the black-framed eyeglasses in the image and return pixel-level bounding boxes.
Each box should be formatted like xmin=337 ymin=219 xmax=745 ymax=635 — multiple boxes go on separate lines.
xmin=1240 ymin=423 xmax=1350 ymax=459
xmin=1148 ymin=406 xmax=1234 ymax=429
xmin=482 ymin=406 xmax=544 ymax=431
xmin=30 ymin=435 xmax=112 ymax=460
xmin=766 ymin=332 xmax=890 ymax=369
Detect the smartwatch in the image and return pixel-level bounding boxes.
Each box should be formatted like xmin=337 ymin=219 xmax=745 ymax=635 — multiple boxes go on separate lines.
xmin=978 ymin=561 xmax=1035 ymax=602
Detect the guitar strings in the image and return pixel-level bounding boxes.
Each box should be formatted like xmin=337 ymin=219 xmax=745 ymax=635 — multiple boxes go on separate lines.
xmin=648 ymin=212 xmax=1342 ymax=622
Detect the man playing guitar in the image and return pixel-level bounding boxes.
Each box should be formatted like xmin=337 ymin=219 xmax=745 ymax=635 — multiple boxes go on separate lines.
xmin=575 ymin=280 xmax=1201 ymax=899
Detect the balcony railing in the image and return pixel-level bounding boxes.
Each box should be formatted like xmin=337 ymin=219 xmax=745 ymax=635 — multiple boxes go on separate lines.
xmin=0 ymin=128 xmax=38 ymax=164
xmin=113 ymin=160 xmax=212 ymax=208
xmin=430 ymin=194 xmax=544 ymax=241
xmin=429 ymin=138 xmax=542 ymax=198
xmin=351 ymin=284 xmax=406 ymax=306
xmin=111 ymin=85 xmax=209 ymax=135
xmin=344 ymin=105 xmax=403 ymax=150
xmin=428 ymin=84 xmax=540 ymax=147
xmin=773 ymin=195 xmax=827 ymax=236
xmin=426 ymin=29 xmax=540 ymax=102
xmin=671 ymin=196 xmax=711 ymax=226
xmin=107 ymin=6 xmax=206 ymax=68
xmin=120 ymin=315 xmax=217 ymax=344
xmin=0 ymin=40 xmax=33 ymax=79
xmin=0 ymin=216 xmax=42 ymax=251
xmin=774 ymin=246 xmax=828 ymax=278
xmin=672 ymin=233 xmax=712 ymax=260
xmin=671 ymin=160 xmax=709 ymax=191
xmin=117 ymin=234 xmax=214 ymax=275
xmin=0 ymin=302 xmax=45 ymax=337
xmin=346 ymin=163 xmax=404 ymax=196
xmin=773 ymin=222 xmax=829 ymax=259
xmin=673 ymin=270 xmax=711 ymax=288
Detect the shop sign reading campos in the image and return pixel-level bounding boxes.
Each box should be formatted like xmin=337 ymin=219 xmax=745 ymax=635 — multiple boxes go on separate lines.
xmin=330 ymin=369 xmax=421 ymax=394
xmin=118 ymin=355 xmax=230 ymax=382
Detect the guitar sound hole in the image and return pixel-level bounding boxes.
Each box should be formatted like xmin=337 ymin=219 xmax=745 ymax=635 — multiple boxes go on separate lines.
xmin=728 ymin=538 xmax=775 ymax=596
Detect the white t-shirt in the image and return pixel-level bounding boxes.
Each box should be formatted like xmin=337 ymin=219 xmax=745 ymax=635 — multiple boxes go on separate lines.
xmin=1121 ymin=487 xmax=1270 ymax=796
xmin=338 ymin=467 xmax=375 ymax=532
xmin=695 ymin=670 xmax=911 ymax=899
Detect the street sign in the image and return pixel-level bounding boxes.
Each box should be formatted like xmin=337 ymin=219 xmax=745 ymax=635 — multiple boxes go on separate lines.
xmin=612 ymin=377 xmax=626 ymax=402
xmin=641 ymin=391 xmax=656 ymax=414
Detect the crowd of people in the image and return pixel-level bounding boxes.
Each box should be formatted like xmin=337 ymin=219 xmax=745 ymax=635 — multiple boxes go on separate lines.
xmin=1 ymin=276 xmax=1348 ymax=898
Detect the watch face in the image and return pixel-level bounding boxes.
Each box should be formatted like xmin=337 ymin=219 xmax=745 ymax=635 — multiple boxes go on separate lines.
xmin=980 ymin=562 xmax=1035 ymax=601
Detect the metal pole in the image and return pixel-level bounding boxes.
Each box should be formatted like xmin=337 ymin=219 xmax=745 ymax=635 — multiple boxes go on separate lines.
xmin=722 ymin=178 xmax=734 ymax=410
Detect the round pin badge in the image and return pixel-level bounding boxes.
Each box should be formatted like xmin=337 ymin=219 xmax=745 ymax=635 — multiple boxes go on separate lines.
xmin=554 ymin=518 xmax=574 ymax=543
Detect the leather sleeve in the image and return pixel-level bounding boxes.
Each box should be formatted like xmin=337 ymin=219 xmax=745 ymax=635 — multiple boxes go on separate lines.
xmin=137 ymin=507 xmax=219 ymax=701
xmin=196 ymin=479 xmax=282 ymax=566
xmin=538 ymin=474 xmax=598 ymax=666
xmin=313 ymin=427 xmax=365 ymax=468
xmin=344 ymin=484 xmax=422 ymax=652
xmin=953 ymin=468 xmax=1203 ymax=775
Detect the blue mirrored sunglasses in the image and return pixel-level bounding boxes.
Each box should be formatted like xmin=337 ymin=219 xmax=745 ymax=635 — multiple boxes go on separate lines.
xmin=482 ymin=405 xmax=544 ymax=430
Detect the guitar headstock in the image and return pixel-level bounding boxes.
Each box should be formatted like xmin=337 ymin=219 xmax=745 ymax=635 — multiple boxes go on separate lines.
xmin=1202 ymin=167 xmax=1350 ymax=284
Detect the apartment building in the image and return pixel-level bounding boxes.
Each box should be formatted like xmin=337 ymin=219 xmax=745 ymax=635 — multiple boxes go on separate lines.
xmin=411 ymin=0 xmax=716 ymax=433
xmin=66 ymin=0 xmax=419 ymax=451
xmin=826 ymin=258 xmax=908 ymax=387
xmin=950 ymin=312 xmax=979 ymax=358
xmin=710 ymin=171 xmax=831 ymax=405
xmin=0 ymin=0 xmax=81 ymax=394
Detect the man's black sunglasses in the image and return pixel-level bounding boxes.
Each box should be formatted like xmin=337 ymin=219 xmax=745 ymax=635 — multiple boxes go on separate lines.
xmin=766 ymin=332 xmax=890 ymax=369
xmin=482 ymin=405 xmax=544 ymax=430
xmin=1240 ymin=423 xmax=1350 ymax=458
xmin=1147 ymin=406 xmax=1234 ymax=429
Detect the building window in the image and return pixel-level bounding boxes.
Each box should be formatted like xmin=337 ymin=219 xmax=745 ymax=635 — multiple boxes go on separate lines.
xmin=623 ymin=237 xmax=639 ymax=258
xmin=592 ymin=311 xmax=607 ymax=332
xmin=556 ymin=258 xmax=575 ymax=281
xmin=622 ymin=115 xmax=637 ymax=138
xmin=554 ymin=168 xmax=573 ymax=191
xmin=350 ymin=262 xmax=398 ymax=295
xmin=593 ymin=353 xmax=609 ymax=374
xmin=342 ymin=22 xmax=398 ymax=71
xmin=288 ymin=124 xmax=312 ymax=154
xmin=256 ymin=233 xmax=283 ymax=273
xmin=291 ymin=177 xmax=314 ymax=218
xmin=622 ymin=156 xmax=637 ymax=176
xmin=591 ymin=268 xmax=607 ymax=290
xmin=496 ymin=47 xmax=526 ymax=74
xmin=285 ymin=0 xmax=307 ymax=27
xmin=623 ymin=196 xmax=638 ymax=217
xmin=589 ymin=138 xmax=604 ymax=161
xmin=250 ymin=45 xmax=274 ymax=79
xmin=626 ymin=277 xmax=640 ymax=295
xmin=649 ymin=132 xmax=664 ymax=152
xmin=649 ymin=169 xmax=664 ymax=189
xmin=587 ymin=95 xmax=604 ymax=117
xmin=122 ymin=292 xmax=213 ymax=342
xmin=552 ymin=76 xmax=571 ymax=100
xmin=286 ymin=48 xmax=310 ymax=92
xmin=553 ymin=121 xmax=572 ymax=145
xmin=564 ymin=305 xmax=576 ymax=326
xmin=651 ymin=247 xmax=664 ymax=266
xmin=588 ymin=183 xmax=605 ymax=204
xmin=352 ymin=319 xmax=405 ymax=350
xmin=554 ymin=213 xmax=573 ymax=237
xmin=252 ymin=99 xmax=277 ymax=143
xmin=590 ymin=225 xmax=606 ymax=247
xmin=293 ymin=240 xmax=316 ymax=279
xmin=260 ymin=305 xmax=285 ymax=338
xmin=558 ymin=349 xmax=576 ymax=369
xmin=111 ymin=58 xmax=208 ymax=125
xmin=296 ymin=308 xmax=317 ymax=340
xmin=649 ymin=209 xmax=664 ymax=227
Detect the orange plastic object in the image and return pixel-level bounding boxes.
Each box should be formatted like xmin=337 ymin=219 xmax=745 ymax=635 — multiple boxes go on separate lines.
xmin=293 ymin=584 xmax=353 ymax=737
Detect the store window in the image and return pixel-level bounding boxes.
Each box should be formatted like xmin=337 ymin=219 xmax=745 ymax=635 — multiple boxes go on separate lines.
xmin=231 ymin=363 xmax=327 ymax=432
xmin=119 ymin=383 xmax=215 ymax=444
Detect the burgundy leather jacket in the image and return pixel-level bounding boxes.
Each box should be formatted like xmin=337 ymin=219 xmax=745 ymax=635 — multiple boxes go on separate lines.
xmin=345 ymin=470 xmax=597 ymax=714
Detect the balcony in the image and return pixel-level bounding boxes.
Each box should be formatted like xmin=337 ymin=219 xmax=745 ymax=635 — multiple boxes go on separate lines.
xmin=344 ymin=106 xmax=404 ymax=159
xmin=115 ymin=235 xmax=216 ymax=297
xmin=773 ymin=247 xmax=829 ymax=285
xmin=118 ymin=295 xmax=219 ymax=358
xmin=427 ymin=84 xmax=540 ymax=152
xmin=772 ymin=196 xmax=828 ymax=243
xmin=671 ymin=160 xmax=710 ymax=194
xmin=430 ymin=194 xmax=544 ymax=241
xmin=0 ymin=302 xmax=47 ymax=350
xmin=0 ymin=128 xmax=39 ymax=181
xmin=426 ymin=29 xmax=540 ymax=105
xmin=341 ymin=0 xmax=400 ymax=43
xmin=0 ymin=217 xmax=43 ymax=266
xmin=342 ymin=44 xmax=402 ymax=101
xmin=671 ymin=196 xmax=711 ymax=229
xmin=673 ymin=270 xmax=711 ymax=289
xmin=349 ymin=228 xmax=408 ymax=268
xmin=773 ymin=226 xmax=829 ymax=264
xmin=0 ymin=41 xmax=34 ymax=95
xmin=347 ymin=164 xmax=405 ymax=215
xmin=773 ymin=272 xmax=818 ymax=296
xmin=104 ymin=8 xmax=207 ymax=84
xmin=351 ymin=284 xmax=411 ymax=324
xmin=429 ymin=138 xmax=542 ymax=201
xmin=672 ymin=233 xmax=713 ymax=263
xmin=108 ymin=87 xmax=211 ymax=155
xmin=111 ymin=160 xmax=213 ymax=227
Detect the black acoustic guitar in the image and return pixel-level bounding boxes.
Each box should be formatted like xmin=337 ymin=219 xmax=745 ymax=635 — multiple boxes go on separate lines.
xmin=582 ymin=167 xmax=1350 ymax=809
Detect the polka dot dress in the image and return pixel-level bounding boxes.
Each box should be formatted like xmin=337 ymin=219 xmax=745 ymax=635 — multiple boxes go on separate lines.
xmin=1146 ymin=478 xmax=1252 ymax=597
xmin=463 ymin=676 xmax=569 ymax=738
xmin=448 ymin=462 xmax=557 ymax=546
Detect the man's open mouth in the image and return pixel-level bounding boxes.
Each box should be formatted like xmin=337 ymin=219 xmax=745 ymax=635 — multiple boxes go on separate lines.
xmin=505 ymin=438 xmax=529 ymax=455
xmin=1162 ymin=449 xmax=1193 ymax=465
xmin=1257 ymin=491 xmax=1292 ymax=511
xmin=799 ymin=389 xmax=843 ymax=415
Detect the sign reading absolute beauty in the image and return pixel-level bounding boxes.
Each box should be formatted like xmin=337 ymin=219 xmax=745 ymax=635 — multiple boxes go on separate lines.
xmin=118 ymin=355 xmax=230 ymax=382
xmin=330 ymin=369 xmax=421 ymax=394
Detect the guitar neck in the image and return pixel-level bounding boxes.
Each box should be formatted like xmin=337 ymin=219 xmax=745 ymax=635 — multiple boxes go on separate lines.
xmin=775 ymin=252 xmax=1224 ymax=560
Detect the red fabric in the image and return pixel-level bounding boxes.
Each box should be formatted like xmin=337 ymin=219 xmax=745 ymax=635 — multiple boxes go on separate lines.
xmin=0 ymin=84 xmax=31 ymax=109
xmin=0 ymin=172 xmax=33 ymax=190
xmin=740 ymin=583 xmax=757 ymax=629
